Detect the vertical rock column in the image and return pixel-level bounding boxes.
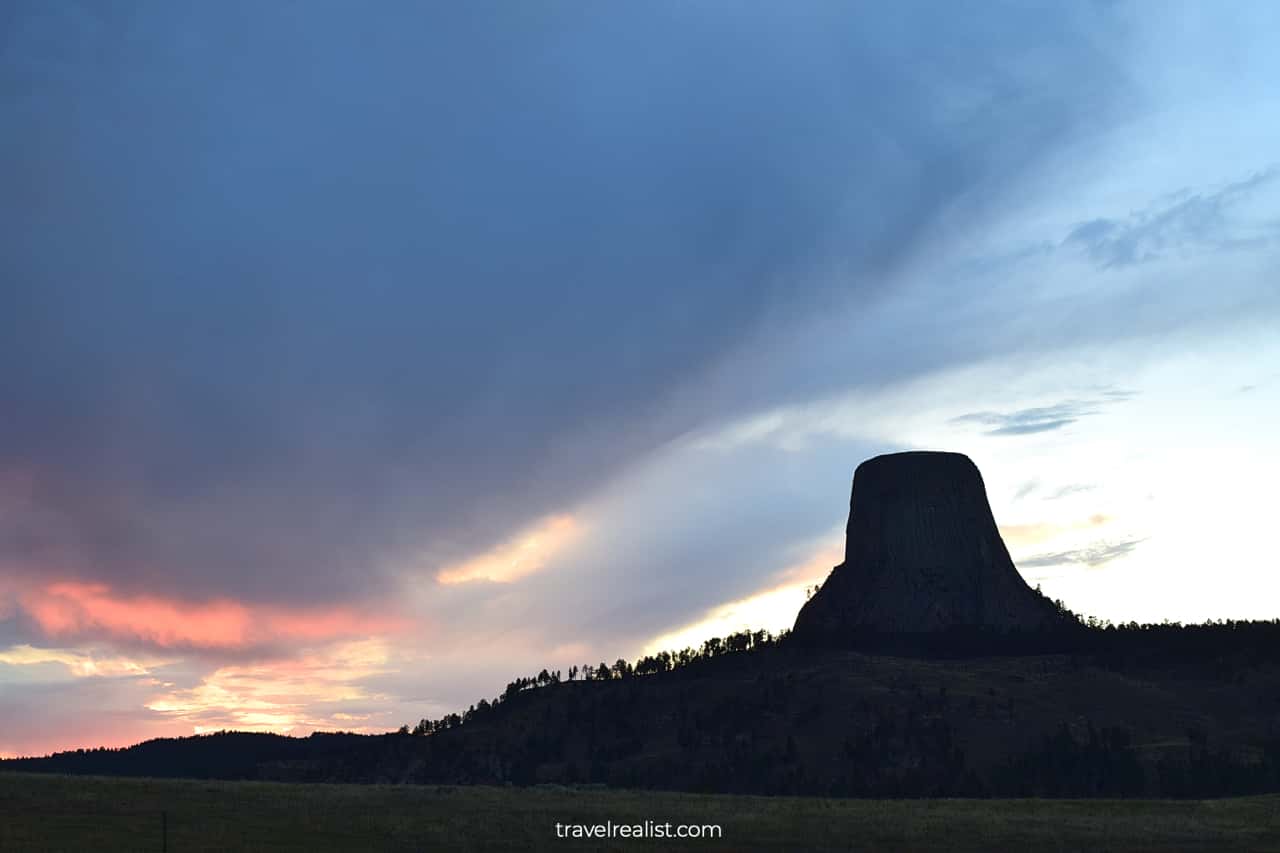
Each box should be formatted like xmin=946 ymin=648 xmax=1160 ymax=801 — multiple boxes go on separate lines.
xmin=793 ymin=451 xmax=1062 ymax=638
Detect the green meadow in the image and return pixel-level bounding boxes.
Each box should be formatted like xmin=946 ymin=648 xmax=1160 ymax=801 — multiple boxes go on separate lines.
xmin=2 ymin=773 xmax=1278 ymax=852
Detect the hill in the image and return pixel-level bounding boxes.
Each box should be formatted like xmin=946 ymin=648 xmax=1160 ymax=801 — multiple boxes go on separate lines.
xmin=7 ymin=623 xmax=1280 ymax=797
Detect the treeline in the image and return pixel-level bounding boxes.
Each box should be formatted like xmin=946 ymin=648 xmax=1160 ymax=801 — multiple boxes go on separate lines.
xmin=406 ymin=658 xmax=1280 ymax=798
xmin=0 ymin=731 xmax=377 ymax=779
xmin=402 ymin=616 xmax=1280 ymax=738
xmin=1073 ymin=618 xmax=1280 ymax=668
xmin=402 ymin=628 xmax=787 ymax=737
xmin=793 ymin=616 xmax=1280 ymax=665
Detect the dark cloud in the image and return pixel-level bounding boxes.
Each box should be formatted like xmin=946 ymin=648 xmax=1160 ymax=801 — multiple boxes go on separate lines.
xmin=1019 ymin=538 xmax=1146 ymax=569
xmin=951 ymin=403 xmax=1087 ymax=436
xmin=989 ymin=419 xmax=1076 ymax=436
xmin=951 ymin=392 xmax=1135 ymax=437
xmin=1063 ymin=170 xmax=1279 ymax=268
xmin=0 ymin=2 xmax=1130 ymax=609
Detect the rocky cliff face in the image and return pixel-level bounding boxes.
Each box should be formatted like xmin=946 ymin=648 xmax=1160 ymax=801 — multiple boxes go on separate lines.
xmin=793 ymin=451 xmax=1063 ymax=637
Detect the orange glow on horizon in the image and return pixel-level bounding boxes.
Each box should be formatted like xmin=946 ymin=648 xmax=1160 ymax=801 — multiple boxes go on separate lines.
xmin=145 ymin=638 xmax=395 ymax=736
xmin=0 ymin=718 xmax=194 ymax=760
xmin=641 ymin=538 xmax=843 ymax=656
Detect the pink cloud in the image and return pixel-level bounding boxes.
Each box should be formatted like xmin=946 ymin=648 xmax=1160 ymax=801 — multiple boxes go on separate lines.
xmin=20 ymin=581 xmax=405 ymax=650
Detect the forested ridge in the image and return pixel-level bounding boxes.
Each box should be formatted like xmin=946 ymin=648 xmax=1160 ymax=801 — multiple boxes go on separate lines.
xmin=7 ymin=616 xmax=1280 ymax=798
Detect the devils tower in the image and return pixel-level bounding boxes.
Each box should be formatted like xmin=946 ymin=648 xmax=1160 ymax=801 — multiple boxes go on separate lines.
xmin=793 ymin=451 xmax=1063 ymax=638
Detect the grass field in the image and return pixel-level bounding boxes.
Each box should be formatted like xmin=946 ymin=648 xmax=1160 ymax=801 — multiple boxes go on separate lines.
xmin=2 ymin=773 xmax=1278 ymax=852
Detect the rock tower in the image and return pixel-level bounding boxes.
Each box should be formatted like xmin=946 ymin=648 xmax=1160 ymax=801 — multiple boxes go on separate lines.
xmin=793 ymin=451 xmax=1063 ymax=638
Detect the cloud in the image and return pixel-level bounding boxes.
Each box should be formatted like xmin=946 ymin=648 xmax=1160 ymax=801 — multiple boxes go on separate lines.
xmin=1046 ymin=484 xmax=1097 ymax=500
xmin=950 ymin=393 xmax=1134 ymax=437
xmin=14 ymin=582 xmax=404 ymax=651
xmin=1063 ymin=170 xmax=1279 ymax=269
xmin=145 ymin=638 xmax=397 ymax=735
xmin=0 ymin=1 xmax=1131 ymax=616
xmin=1018 ymin=538 xmax=1146 ymax=569
xmin=0 ymin=644 xmax=171 ymax=678
xmin=1235 ymin=372 xmax=1280 ymax=394
xmin=1013 ymin=480 xmax=1040 ymax=501
xmin=435 ymin=515 xmax=580 ymax=585
xmin=406 ymin=434 xmax=886 ymax=659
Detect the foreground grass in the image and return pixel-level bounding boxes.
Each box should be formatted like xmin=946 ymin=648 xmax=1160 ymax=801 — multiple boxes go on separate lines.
xmin=1 ymin=773 xmax=1278 ymax=852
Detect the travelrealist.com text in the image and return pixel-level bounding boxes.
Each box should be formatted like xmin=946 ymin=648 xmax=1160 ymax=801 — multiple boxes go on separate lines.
xmin=555 ymin=820 xmax=723 ymax=839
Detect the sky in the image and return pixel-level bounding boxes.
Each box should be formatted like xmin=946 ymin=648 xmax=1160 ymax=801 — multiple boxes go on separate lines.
xmin=2 ymin=1 xmax=1278 ymax=757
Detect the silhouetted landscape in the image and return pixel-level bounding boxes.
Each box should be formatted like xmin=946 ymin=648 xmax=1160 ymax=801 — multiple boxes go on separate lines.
xmin=8 ymin=454 xmax=1280 ymax=800
xmin=9 ymin=619 xmax=1280 ymax=799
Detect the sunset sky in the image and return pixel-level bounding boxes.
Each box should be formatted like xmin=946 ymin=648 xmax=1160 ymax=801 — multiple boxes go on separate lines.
xmin=2 ymin=1 xmax=1278 ymax=758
